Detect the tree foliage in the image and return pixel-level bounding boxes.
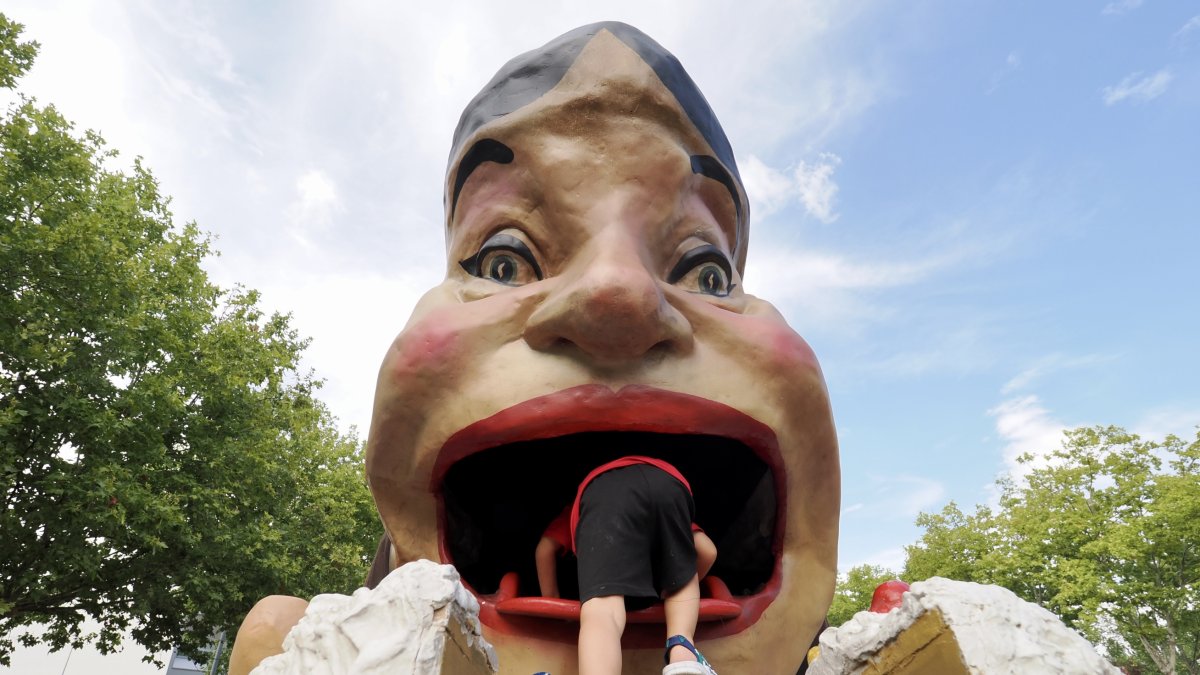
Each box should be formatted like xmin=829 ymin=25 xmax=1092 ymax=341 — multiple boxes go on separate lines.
xmin=827 ymin=564 xmax=899 ymax=627
xmin=904 ymin=425 xmax=1200 ymax=675
xmin=0 ymin=14 xmax=379 ymax=666
xmin=0 ymin=15 xmax=36 ymax=90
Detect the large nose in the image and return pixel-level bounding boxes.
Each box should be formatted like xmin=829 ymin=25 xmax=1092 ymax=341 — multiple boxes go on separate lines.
xmin=523 ymin=234 xmax=693 ymax=365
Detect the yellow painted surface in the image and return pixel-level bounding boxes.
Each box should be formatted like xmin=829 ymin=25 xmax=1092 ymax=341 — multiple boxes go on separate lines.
xmin=443 ymin=615 xmax=496 ymax=675
xmin=862 ymin=609 xmax=970 ymax=675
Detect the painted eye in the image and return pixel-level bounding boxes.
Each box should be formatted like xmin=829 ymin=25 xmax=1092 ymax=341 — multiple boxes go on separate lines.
xmin=667 ymin=244 xmax=735 ymax=297
xmin=481 ymin=252 xmax=526 ymax=284
xmin=695 ymin=263 xmax=730 ymax=295
xmin=459 ymin=233 xmax=543 ymax=286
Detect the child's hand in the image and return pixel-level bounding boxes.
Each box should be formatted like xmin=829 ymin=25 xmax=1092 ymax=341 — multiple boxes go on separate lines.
xmin=694 ymin=531 xmax=717 ymax=580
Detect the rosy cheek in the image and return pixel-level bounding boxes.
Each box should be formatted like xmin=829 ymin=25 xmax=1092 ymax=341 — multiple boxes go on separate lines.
xmin=766 ymin=322 xmax=820 ymax=373
xmin=386 ymin=307 xmax=470 ymax=384
xmin=729 ymin=314 xmax=819 ymax=375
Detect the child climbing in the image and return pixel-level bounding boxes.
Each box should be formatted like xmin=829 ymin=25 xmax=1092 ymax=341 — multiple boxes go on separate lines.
xmin=534 ymin=455 xmax=719 ymax=675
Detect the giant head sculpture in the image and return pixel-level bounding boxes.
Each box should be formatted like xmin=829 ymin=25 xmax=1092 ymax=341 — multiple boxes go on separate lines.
xmin=365 ymin=21 xmax=839 ymax=674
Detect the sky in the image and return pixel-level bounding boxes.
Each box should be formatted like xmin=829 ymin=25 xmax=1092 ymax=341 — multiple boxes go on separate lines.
xmin=3 ymin=0 xmax=1199 ymax=671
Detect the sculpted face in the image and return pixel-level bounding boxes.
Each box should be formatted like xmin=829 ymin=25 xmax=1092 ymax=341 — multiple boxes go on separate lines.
xmin=366 ymin=23 xmax=839 ymax=674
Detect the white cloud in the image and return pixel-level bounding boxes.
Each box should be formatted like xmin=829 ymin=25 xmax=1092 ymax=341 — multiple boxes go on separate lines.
xmin=147 ymin=67 xmax=240 ymax=143
xmin=986 ymin=50 xmax=1022 ymax=93
xmin=1174 ymin=15 xmax=1200 ymax=43
xmin=137 ymin=2 xmax=245 ymax=87
xmin=1102 ymin=69 xmax=1173 ymax=105
xmin=749 ymin=248 xmax=933 ymax=294
xmin=847 ymin=474 xmax=946 ymax=523
xmin=741 ymin=153 xmax=842 ymax=223
xmin=287 ymin=169 xmax=342 ymax=231
xmin=988 ymin=395 xmax=1069 ymax=480
xmin=843 ymin=546 xmax=906 ymax=574
xmin=1001 ymin=352 xmax=1117 ymax=394
xmin=1101 ymin=0 xmax=1144 ymax=16
xmin=741 ymin=155 xmax=799 ymax=219
xmin=863 ymin=327 xmax=993 ymax=378
xmin=887 ymin=475 xmax=946 ymax=518
xmin=744 ymin=244 xmax=953 ymax=334
xmin=1132 ymin=406 xmax=1200 ymax=441
xmin=222 ymin=263 xmax=439 ymax=436
xmin=7 ymin=5 xmax=140 ymax=149
xmin=795 ymin=154 xmax=842 ymax=224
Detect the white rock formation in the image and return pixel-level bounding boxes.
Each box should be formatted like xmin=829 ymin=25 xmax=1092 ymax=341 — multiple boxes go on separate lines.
xmin=810 ymin=577 xmax=1119 ymax=675
xmin=252 ymin=560 xmax=497 ymax=675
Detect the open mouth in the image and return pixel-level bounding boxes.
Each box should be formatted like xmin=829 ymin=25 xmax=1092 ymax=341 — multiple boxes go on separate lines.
xmin=431 ymin=385 xmax=784 ymax=646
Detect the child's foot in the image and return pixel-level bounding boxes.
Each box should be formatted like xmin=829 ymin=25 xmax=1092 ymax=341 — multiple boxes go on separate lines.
xmin=662 ymin=635 xmax=718 ymax=675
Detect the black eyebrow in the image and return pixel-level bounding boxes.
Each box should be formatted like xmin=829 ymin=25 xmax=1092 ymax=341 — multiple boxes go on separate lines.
xmin=690 ymin=154 xmax=742 ymax=226
xmin=450 ymin=138 xmax=514 ymax=222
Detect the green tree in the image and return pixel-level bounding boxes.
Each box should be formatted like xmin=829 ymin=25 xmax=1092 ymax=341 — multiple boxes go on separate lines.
xmin=0 ymin=14 xmax=379 ymax=666
xmin=827 ymin=564 xmax=899 ymax=627
xmin=904 ymin=501 xmax=997 ymax=587
xmin=904 ymin=426 xmax=1200 ymax=675
xmin=0 ymin=14 xmax=36 ymax=90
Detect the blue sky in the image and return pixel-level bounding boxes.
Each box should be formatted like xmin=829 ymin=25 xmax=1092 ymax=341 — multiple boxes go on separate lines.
xmin=4 ymin=0 xmax=1198 ymax=671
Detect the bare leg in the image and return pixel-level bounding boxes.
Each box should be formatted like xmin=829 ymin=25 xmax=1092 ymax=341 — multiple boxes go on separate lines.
xmin=664 ymin=574 xmax=701 ymax=663
xmin=579 ymin=595 xmax=626 ymax=675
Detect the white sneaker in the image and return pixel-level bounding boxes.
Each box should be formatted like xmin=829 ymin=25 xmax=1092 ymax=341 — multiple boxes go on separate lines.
xmin=663 ymin=662 xmax=718 ymax=675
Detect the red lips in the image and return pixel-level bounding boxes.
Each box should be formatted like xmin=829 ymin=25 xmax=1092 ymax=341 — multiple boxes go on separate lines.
xmin=432 ymin=384 xmax=786 ymax=646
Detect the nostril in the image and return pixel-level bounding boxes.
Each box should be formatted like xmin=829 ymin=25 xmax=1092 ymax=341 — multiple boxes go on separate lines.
xmin=645 ymin=339 xmax=675 ymax=361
